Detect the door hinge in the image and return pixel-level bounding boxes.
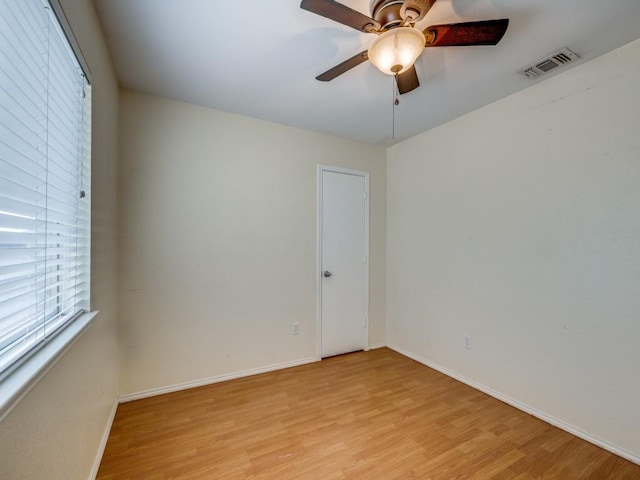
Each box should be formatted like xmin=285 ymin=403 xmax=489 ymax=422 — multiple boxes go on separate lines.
xmin=363 ymin=254 xmax=368 ymax=264
xmin=363 ymin=191 xmax=367 ymax=200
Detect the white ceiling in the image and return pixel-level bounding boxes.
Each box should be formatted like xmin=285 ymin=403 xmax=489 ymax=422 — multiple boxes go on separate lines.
xmin=93 ymin=0 xmax=640 ymax=145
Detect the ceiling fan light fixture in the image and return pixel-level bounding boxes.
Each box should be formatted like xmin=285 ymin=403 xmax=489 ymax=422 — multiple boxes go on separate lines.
xmin=368 ymin=27 xmax=425 ymax=75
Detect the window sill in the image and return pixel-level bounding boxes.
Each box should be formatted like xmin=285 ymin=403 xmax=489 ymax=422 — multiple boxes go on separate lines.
xmin=0 ymin=311 xmax=98 ymax=423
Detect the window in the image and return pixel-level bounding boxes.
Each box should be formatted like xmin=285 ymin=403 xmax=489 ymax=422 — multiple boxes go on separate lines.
xmin=0 ymin=0 xmax=91 ymax=378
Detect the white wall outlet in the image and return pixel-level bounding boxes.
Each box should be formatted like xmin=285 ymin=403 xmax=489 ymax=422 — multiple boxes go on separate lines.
xmin=292 ymin=322 xmax=300 ymax=335
xmin=464 ymin=334 xmax=471 ymax=350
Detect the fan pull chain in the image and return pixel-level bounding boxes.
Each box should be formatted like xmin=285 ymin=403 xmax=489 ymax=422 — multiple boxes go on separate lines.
xmin=392 ymin=75 xmax=400 ymax=140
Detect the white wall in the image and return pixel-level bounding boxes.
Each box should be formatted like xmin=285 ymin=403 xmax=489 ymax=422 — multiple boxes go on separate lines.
xmin=0 ymin=0 xmax=120 ymax=479
xmin=387 ymin=39 xmax=640 ymax=460
xmin=118 ymin=90 xmax=386 ymax=396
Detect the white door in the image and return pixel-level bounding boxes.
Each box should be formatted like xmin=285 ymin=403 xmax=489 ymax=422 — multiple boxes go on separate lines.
xmin=318 ymin=166 xmax=369 ymax=358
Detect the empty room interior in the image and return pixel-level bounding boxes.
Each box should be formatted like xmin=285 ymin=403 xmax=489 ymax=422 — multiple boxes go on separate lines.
xmin=0 ymin=0 xmax=639 ymax=478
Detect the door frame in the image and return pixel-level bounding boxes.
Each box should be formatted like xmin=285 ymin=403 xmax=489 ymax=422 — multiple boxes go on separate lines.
xmin=316 ymin=165 xmax=370 ymax=361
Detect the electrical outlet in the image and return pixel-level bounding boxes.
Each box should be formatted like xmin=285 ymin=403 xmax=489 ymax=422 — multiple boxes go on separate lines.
xmin=464 ymin=335 xmax=471 ymax=350
xmin=292 ymin=322 xmax=300 ymax=335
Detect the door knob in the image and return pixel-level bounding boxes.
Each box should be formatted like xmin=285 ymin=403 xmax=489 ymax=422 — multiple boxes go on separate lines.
xmin=323 ymin=271 xmax=332 ymax=277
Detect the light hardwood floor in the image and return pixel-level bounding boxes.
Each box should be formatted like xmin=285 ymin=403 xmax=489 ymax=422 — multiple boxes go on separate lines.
xmin=97 ymin=348 xmax=639 ymax=479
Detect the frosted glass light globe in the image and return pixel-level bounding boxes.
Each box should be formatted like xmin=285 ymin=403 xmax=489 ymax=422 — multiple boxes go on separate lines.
xmin=368 ymin=27 xmax=425 ymax=75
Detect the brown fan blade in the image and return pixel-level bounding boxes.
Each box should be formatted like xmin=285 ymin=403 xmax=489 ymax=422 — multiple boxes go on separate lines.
xmin=316 ymin=51 xmax=369 ymax=82
xmin=300 ymin=0 xmax=380 ymax=33
xmin=396 ymin=65 xmax=420 ymax=94
xmin=424 ymin=19 xmax=509 ymax=47
xmin=400 ymin=0 xmax=438 ymax=23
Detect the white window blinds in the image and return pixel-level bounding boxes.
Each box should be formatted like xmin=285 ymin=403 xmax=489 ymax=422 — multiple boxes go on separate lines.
xmin=0 ymin=0 xmax=91 ymax=376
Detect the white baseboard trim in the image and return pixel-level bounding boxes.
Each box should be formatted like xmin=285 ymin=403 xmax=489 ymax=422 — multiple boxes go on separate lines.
xmin=119 ymin=356 xmax=318 ymax=403
xmin=387 ymin=343 xmax=640 ymax=467
xmin=368 ymin=342 xmax=387 ymax=350
xmin=89 ymin=397 xmax=118 ymax=480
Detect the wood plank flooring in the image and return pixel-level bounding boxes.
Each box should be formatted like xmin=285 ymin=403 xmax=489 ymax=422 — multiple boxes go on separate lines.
xmin=97 ymin=348 xmax=640 ymax=479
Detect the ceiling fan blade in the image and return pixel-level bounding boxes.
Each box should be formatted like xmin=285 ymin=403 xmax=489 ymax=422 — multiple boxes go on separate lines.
xmin=316 ymin=51 xmax=369 ymax=81
xmin=300 ymin=0 xmax=381 ymax=33
xmin=396 ymin=65 xmax=420 ymax=94
xmin=424 ymin=19 xmax=509 ymax=47
xmin=400 ymin=0 xmax=438 ymax=23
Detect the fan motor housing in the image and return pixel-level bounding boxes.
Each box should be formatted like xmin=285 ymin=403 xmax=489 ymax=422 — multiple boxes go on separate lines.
xmin=370 ymin=0 xmax=405 ymax=29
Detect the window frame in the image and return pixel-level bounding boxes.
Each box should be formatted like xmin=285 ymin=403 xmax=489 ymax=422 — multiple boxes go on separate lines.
xmin=0 ymin=0 xmax=97 ymax=422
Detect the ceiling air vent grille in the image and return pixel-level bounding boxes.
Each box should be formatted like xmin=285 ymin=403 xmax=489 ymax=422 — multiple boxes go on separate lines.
xmin=519 ymin=48 xmax=581 ymax=79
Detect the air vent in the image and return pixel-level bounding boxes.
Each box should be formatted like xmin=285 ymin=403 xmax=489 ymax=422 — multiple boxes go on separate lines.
xmin=519 ymin=48 xmax=581 ymax=79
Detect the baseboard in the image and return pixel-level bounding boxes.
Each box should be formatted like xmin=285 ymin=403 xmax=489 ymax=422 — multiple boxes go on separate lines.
xmin=89 ymin=397 xmax=118 ymax=479
xmin=368 ymin=342 xmax=387 ymax=350
xmin=119 ymin=356 xmax=318 ymax=403
xmin=387 ymin=343 xmax=640 ymax=467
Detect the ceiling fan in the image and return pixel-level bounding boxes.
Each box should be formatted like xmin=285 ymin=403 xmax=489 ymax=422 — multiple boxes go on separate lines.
xmin=300 ymin=0 xmax=509 ymax=94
